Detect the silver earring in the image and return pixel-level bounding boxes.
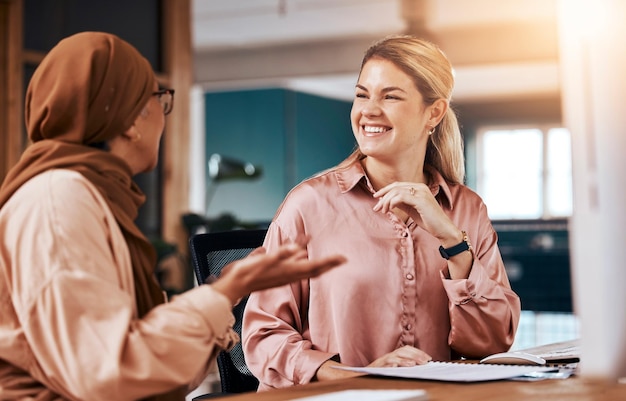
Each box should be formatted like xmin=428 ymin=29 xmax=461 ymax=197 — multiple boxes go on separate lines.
xmin=428 ymin=126 xmax=436 ymax=135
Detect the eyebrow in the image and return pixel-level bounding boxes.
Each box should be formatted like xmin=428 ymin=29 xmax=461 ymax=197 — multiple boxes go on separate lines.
xmin=355 ymin=84 xmax=408 ymax=94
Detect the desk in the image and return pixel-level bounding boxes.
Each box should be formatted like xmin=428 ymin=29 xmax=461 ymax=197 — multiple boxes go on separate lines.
xmin=217 ymin=375 xmax=626 ymax=401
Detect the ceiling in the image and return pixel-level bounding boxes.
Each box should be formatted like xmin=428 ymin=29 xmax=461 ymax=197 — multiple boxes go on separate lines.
xmin=190 ymin=0 xmax=562 ymax=122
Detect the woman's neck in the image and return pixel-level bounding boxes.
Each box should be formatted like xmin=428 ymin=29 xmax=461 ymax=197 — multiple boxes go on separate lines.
xmin=361 ymin=156 xmax=426 ymax=191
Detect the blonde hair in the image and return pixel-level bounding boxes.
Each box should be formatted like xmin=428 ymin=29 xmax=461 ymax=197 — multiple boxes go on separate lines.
xmin=351 ymin=35 xmax=465 ymax=184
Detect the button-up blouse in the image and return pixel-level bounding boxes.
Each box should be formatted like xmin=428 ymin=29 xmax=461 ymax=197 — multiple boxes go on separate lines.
xmin=242 ymin=159 xmax=521 ymax=390
xmin=0 ymin=170 xmax=239 ymax=400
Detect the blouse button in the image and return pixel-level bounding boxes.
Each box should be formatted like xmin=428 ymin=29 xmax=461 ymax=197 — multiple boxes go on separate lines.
xmin=406 ymin=273 xmax=414 ymax=280
xmin=402 ymin=231 xmax=409 ymax=238
xmin=405 ymin=324 xmax=412 ymax=331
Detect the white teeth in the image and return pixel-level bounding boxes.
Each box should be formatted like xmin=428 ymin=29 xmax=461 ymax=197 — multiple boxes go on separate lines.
xmin=364 ymin=126 xmax=386 ymax=133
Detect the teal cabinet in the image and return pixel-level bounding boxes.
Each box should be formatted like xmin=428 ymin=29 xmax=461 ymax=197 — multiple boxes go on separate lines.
xmin=204 ymin=89 xmax=354 ymax=223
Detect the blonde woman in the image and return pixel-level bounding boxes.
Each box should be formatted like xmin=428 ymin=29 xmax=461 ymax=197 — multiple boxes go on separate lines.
xmin=242 ymin=35 xmax=521 ymax=390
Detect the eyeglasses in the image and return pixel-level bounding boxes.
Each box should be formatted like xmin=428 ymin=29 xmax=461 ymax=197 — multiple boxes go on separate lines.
xmin=152 ymin=88 xmax=175 ymax=115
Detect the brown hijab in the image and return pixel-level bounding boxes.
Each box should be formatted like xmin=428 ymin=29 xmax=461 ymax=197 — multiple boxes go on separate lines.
xmin=0 ymin=31 xmax=186 ymax=400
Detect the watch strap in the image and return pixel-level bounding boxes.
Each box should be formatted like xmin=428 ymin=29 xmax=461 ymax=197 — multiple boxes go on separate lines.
xmin=439 ymin=231 xmax=471 ymax=259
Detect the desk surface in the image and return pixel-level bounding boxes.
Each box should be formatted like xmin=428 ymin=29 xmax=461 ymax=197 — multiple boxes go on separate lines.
xmin=217 ymin=375 xmax=626 ymax=401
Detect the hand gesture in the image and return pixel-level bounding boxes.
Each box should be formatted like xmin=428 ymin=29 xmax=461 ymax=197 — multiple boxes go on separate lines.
xmin=373 ymin=182 xmax=473 ymax=278
xmin=373 ymin=182 xmax=461 ymax=245
xmin=211 ymin=243 xmax=346 ymax=305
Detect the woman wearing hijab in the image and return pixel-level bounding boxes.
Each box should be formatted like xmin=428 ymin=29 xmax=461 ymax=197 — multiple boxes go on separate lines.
xmin=0 ymin=32 xmax=345 ymax=401
xmin=242 ymin=35 xmax=520 ymax=390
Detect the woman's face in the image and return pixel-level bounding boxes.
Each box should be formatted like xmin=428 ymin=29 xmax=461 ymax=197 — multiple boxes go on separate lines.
xmin=129 ymin=83 xmax=166 ymax=173
xmin=350 ymin=58 xmax=433 ymax=164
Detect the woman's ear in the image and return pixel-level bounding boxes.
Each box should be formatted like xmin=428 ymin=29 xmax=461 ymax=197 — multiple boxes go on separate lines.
xmin=428 ymin=99 xmax=448 ymax=126
xmin=122 ymin=124 xmax=142 ymax=143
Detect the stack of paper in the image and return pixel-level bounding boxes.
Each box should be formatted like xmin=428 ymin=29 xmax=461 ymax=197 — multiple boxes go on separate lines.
xmin=335 ymin=361 xmax=558 ymax=382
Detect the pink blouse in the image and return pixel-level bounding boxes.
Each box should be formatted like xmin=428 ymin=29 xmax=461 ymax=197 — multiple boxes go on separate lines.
xmin=242 ymin=159 xmax=521 ymax=390
xmin=0 ymin=170 xmax=238 ymax=400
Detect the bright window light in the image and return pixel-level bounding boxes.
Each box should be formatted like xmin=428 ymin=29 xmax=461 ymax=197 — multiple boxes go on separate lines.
xmin=477 ymin=126 xmax=573 ymax=220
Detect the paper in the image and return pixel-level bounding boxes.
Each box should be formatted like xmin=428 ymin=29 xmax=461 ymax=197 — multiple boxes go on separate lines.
xmin=290 ymin=389 xmax=428 ymax=401
xmin=334 ymin=361 xmax=557 ymax=382
xmin=514 ymin=339 xmax=580 ymax=363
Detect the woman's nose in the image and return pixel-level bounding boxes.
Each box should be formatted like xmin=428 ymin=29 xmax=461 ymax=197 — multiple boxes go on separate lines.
xmin=360 ymin=98 xmax=382 ymax=116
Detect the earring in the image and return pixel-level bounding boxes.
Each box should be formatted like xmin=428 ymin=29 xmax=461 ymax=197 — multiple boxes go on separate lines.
xmin=131 ymin=133 xmax=142 ymax=143
xmin=428 ymin=126 xmax=436 ymax=135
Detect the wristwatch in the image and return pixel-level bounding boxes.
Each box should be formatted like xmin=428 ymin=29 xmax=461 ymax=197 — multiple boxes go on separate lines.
xmin=439 ymin=231 xmax=471 ymax=259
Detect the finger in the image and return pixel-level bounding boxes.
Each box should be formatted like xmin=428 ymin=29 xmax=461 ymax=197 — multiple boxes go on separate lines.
xmin=292 ymin=233 xmax=311 ymax=248
xmin=373 ymin=182 xmax=405 ymax=198
xmin=249 ymin=246 xmax=267 ymax=256
xmin=260 ymin=255 xmax=346 ymax=290
xmin=373 ymin=190 xmax=395 ymax=213
xmin=374 ymin=190 xmax=408 ymax=214
xmin=394 ymin=346 xmax=433 ymax=364
xmin=262 ymin=244 xmax=307 ymax=263
xmin=293 ymin=255 xmax=346 ymax=279
xmin=380 ymin=356 xmax=408 ymax=367
xmin=204 ymin=274 xmax=219 ymax=284
xmin=234 ymin=247 xmax=304 ymax=274
xmin=309 ymin=255 xmax=347 ymax=274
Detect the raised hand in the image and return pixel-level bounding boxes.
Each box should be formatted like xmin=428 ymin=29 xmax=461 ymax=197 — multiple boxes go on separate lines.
xmin=373 ymin=182 xmax=473 ymax=279
xmin=211 ymin=243 xmax=346 ymax=305
xmin=372 ymin=182 xmax=462 ymax=246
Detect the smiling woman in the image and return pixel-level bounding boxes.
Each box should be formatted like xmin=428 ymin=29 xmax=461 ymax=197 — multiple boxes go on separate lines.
xmin=242 ymin=34 xmax=521 ymax=391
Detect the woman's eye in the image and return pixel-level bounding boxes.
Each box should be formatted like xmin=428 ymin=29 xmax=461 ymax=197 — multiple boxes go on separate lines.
xmin=385 ymin=94 xmax=400 ymax=100
xmin=355 ymin=93 xmax=367 ymax=99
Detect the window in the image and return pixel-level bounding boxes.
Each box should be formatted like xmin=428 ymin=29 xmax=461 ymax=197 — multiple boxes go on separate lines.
xmin=476 ymin=126 xmax=573 ymax=220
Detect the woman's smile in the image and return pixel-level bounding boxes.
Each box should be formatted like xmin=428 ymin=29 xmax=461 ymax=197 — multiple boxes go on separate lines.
xmin=362 ymin=125 xmax=391 ymax=136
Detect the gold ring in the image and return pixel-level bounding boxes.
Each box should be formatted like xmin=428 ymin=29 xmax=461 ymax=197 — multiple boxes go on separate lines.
xmin=409 ymin=187 xmax=416 ymax=196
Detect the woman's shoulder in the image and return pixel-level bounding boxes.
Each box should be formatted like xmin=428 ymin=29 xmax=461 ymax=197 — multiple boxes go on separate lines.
xmin=449 ymin=181 xmax=483 ymax=200
xmin=444 ymin=182 xmax=487 ymax=212
xmin=9 ymin=169 xmax=111 ymax=223
xmin=287 ymin=168 xmax=344 ymax=198
xmin=272 ymin=167 xmax=344 ymax=219
xmin=25 ymin=169 xmax=103 ymax=200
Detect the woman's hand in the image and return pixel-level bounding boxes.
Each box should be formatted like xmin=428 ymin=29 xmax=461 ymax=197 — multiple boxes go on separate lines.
xmin=367 ymin=345 xmax=432 ymax=368
xmin=315 ymin=359 xmax=367 ymax=381
xmin=211 ymin=243 xmax=346 ymax=305
xmin=314 ymin=345 xmax=432 ymax=382
xmin=373 ymin=182 xmax=473 ymax=279
xmin=373 ymin=182 xmax=461 ymax=246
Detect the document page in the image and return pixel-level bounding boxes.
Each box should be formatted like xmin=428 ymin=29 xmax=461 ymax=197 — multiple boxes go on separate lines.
xmin=335 ymin=361 xmax=557 ymax=382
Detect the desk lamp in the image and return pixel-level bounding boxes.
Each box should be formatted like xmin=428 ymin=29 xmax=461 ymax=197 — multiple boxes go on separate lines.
xmin=205 ymin=153 xmax=262 ymax=212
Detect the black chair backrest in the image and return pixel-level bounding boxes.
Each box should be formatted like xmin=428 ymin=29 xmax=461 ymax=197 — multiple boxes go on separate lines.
xmin=189 ymin=229 xmax=267 ymax=394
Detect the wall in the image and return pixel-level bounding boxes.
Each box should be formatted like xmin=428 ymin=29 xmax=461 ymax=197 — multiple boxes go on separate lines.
xmin=203 ymin=89 xmax=354 ymax=224
xmin=4 ymin=0 xmax=194 ymax=250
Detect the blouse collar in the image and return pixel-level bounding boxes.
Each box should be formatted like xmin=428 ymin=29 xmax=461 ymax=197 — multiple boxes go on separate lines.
xmin=334 ymin=158 xmax=455 ymax=210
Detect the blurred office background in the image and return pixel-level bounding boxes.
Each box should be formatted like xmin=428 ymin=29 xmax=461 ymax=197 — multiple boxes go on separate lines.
xmin=188 ymin=1 xmax=578 ymax=352
xmin=5 ymin=0 xmax=616 ymax=391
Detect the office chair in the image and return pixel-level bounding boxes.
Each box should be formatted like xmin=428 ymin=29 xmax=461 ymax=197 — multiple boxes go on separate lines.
xmin=189 ymin=229 xmax=267 ymax=396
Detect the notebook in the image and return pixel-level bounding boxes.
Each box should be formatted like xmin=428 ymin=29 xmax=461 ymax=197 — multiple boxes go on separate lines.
xmin=480 ymin=339 xmax=581 ymax=365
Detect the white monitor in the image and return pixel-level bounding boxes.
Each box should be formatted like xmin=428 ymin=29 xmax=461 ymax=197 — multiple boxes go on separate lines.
xmin=558 ymin=0 xmax=626 ymax=380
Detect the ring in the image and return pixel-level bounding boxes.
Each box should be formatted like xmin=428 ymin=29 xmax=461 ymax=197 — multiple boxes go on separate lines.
xmin=409 ymin=187 xmax=416 ymax=196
